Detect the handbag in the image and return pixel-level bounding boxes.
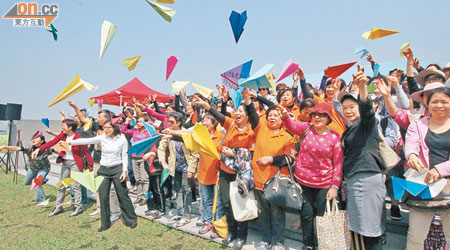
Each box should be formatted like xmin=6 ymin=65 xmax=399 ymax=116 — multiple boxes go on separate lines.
xmin=263 ymin=156 xmax=304 ymax=211
xmin=212 ymin=179 xmax=228 ymax=238
xmin=229 ymin=180 xmax=258 ymax=222
xmin=378 ymin=131 xmax=401 ymax=172
xmin=316 ymin=199 xmax=351 ymax=250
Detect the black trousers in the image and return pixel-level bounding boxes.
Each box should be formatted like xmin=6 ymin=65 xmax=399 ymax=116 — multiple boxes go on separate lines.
xmin=98 ymin=165 xmax=137 ymax=229
xmin=219 ymin=169 xmax=248 ymax=240
xmin=300 ymin=185 xmax=329 ymax=247
xmin=148 ymin=175 xmax=165 ymax=213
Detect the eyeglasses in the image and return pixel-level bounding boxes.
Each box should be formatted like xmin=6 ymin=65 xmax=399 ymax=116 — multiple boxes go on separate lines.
xmin=258 ymin=88 xmax=268 ymax=91
xmin=311 ymin=113 xmax=327 ymax=119
xmin=168 ymin=120 xmax=176 ymax=125
xmin=425 ymin=76 xmax=443 ymax=83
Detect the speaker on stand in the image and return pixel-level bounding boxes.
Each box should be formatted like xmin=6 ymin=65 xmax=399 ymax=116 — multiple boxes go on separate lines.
xmin=4 ymin=103 xmax=22 ymax=183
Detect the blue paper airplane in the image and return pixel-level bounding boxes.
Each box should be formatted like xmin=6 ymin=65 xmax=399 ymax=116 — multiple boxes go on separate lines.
xmin=373 ymin=63 xmax=380 ymax=76
xmin=354 ymin=46 xmax=369 ymax=59
xmin=392 ymin=177 xmax=432 ymax=200
xmin=142 ymin=122 xmax=156 ymax=136
xmin=229 ymin=10 xmax=247 ymax=43
xmin=240 ymin=64 xmax=274 ymax=90
xmin=46 ymin=24 xmax=57 ymax=41
xmin=229 ymin=90 xmax=242 ymax=111
xmin=128 ymin=134 xmax=162 ymax=156
xmin=41 ymin=118 xmax=50 ymax=128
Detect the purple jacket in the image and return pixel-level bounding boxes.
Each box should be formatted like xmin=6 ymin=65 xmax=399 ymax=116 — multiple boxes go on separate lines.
xmin=144 ymin=107 xmax=168 ymax=129
xmin=405 ymin=117 xmax=450 ymax=177
xmin=120 ymin=123 xmax=151 ymax=158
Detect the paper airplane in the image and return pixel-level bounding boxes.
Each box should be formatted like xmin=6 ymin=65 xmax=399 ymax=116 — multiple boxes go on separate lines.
xmin=192 ymin=83 xmax=214 ymax=98
xmin=373 ymin=63 xmax=380 ymax=76
xmin=324 ymin=62 xmax=357 ymax=79
xmin=41 ymin=118 xmax=50 ymax=128
xmin=171 ymin=81 xmax=191 ymax=93
xmin=93 ymin=86 xmax=99 ymax=93
xmin=266 ymin=73 xmax=276 ymax=91
xmin=361 ymin=28 xmax=399 ymax=40
xmin=46 ymin=23 xmax=57 ymax=41
xmin=37 ymin=199 xmax=50 ymax=206
xmin=240 ymin=64 xmax=274 ymax=90
xmin=230 ymin=90 xmax=242 ymax=110
xmin=181 ymin=123 xmax=220 ymax=159
xmin=54 ymin=141 xmax=70 ymax=152
xmin=30 ymin=175 xmax=44 ymax=191
xmin=354 ymin=46 xmax=369 ymax=59
xmin=83 ymin=118 xmax=93 ymax=132
xmin=142 ymin=122 xmax=157 ymax=136
xmin=221 ymin=60 xmax=253 ymax=91
xmin=48 ymin=74 xmax=94 ymax=107
xmin=160 ymin=169 xmax=170 ymax=187
xmin=97 ymin=99 xmax=103 ymax=110
xmin=88 ymin=98 xmax=95 ymax=107
xmin=400 ymin=42 xmax=410 ymax=57
xmin=122 ymin=55 xmax=141 ymax=71
xmin=155 ymin=0 xmax=174 ymax=3
xmin=276 ymin=59 xmax=299 ymax=83
xmin=166 ymin=55 xmax=178 ymax=81
xmin=128 ymin=134 xmax=162 ymax=156
xmin=71 ymin=170 xmax=104 ymax=193
xmin=145 ymin=0 xmax=176 ymax=22
xmin=393 ymin=169 xmax=448 ymax=200
xmin=56 ymin=177 xmax=75 ymax=188
xmin=229 ymin=10 xmax=247 ymax=43
xmin=99 ymin=20 xmax=117 ymax=60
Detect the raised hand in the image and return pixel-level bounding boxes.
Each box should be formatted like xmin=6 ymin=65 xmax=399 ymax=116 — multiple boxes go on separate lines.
xmin=276 ymin=105 xmax=289 ymax=119
xmin=191 ymin=95 xmax=210 ymax=110
xmin=413 ymin=58 xmax=420 ymax=71
xmin=375 ymin=79 xmax=391 ymax=97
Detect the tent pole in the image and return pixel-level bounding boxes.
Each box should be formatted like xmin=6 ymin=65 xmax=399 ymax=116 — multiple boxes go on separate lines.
xmin=120 ymin=95 xmax=122 ymax=107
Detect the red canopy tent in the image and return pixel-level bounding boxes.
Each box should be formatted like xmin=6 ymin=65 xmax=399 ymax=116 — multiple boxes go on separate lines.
xmin=90 ymin=77 xmax=172 ymax=106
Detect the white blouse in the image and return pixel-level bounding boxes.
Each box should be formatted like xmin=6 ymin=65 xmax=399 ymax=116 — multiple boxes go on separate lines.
xmin=71 ymin=134 xmax=128 ymax=171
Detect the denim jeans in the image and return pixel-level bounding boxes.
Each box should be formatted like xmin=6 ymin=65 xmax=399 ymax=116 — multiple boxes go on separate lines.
xmin=24 ymin=168 xmax=49 ymax=204
xmin=200 ymin=183 xmax=223 ymax=223
xmin=173 ymin=171 xmax=193 ymax=219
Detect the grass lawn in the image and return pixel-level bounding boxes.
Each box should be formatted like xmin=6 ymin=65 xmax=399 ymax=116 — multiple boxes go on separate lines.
xmin=0 ymin=173 xmax=226 ymax=250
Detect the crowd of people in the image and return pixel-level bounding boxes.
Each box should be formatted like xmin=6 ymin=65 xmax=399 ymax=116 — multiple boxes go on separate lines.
xmin=2 ymin=47 xmax=450 ymax=250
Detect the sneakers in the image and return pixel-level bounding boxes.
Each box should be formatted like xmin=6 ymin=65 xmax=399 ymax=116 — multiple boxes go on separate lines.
xmin=89 ymin=209 xmax=100 ymax=217
xmin=175 ymin=218 xmax=191 ymax=227
xmin=256 ymin=241 xmax=271 ymax=250
xmin=69 ymin=207 xmax=83 ymax=217
xmin=150 ymin=211 xmax=165 ymax=220
xmin=169 ymin=215 xmax=182 ymax=221
xmin=110 ymin=215 xmax=120 ymax=223
xmin=145 ymin=209 xmax=158 ymax=216
xmin=196 ymin=220 xmax=204 ymax=227
xmin=138 ymin=197 xmax=148 ymax=206
xmin=198 ymin=222 xmax=213 ymax=234
xmin=390 ymin=205 xmax=402 ymax=221
xmin=272 ymin=242 xmax=285 ymax=250
xmin=48 ymin=207 xmax=64 ymax=217
xmin=210 ymin=229 xmax=219 ymax=240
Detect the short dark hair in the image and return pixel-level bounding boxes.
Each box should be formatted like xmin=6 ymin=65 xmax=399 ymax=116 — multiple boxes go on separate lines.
xmin=326 ymin=78 xmax=346 ymax=91
xmin=427 ymin=64 xmax=442 ymax=70
xmin=265 ymin=106 xmax=280 ymax=121
xmin=168 ymin=112 xmax=184 ymax=126
xmin=104 ymin=121 xmax=121 ymax=136
xmin=276 ymin=88 xmax=294 ymax=103
xmin=62 ymin=119 xmax=78 ymax=132
xmin=98 ymin=109 xmax=112 ymax=121
xmin=203 ymin=114 xmax=218 ymax=129
xmin=426 ymin=87 xmax=450 ymax=107
xmin=300 ymin=98 xmax=316 ymax=110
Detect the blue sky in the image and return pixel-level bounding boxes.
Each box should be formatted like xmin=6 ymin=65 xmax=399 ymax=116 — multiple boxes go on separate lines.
xmin=1 ymin=0 xmax=449 ymax=119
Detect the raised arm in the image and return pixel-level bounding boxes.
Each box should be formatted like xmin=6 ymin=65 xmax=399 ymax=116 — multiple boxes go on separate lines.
xmin=68 ymin=101 xmax=89 ymax=124
xmin=279 ymin=106 xmax=310 ymax=135
xmin=70 ymin=136 xmax=101 ymax=146
xmin=192 ymin=95 xmax=226 ymax=125
xmin=242 ymin=88 xmax=259 ymax=130
xmin=120 ymin=118 xmax=135 ymax=137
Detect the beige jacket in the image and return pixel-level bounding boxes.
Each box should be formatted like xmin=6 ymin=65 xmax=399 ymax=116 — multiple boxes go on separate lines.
xmin=158 ymin=135 xmax=199 ymax=177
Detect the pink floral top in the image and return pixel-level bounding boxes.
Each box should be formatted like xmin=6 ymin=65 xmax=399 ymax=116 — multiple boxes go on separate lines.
xmin=283 ymin=116 xmax=343 ymax=189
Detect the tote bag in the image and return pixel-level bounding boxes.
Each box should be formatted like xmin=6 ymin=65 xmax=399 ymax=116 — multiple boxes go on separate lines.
xmin=316 ymin=199 xmax=351 ymax=250
xmin=229 ymin=180 xmax=258 ymax=222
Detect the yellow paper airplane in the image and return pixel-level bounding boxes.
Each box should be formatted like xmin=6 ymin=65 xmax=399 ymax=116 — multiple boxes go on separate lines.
xmin=83 ymin=118 xmax=93 ymax=132
xmin=88 ymin=98 xmax=96 ymax=107
xmin=56 ymin=177 xmax=75 ymax=188
xmin=100 ymin=20 xmax=117 ymax=60
xmin=145 ymin=0 xmax=176 ymax=23
xmin=361 ymin=28 xmax=399 ymax=40
xmin=400 ymin=42 xmax=410 ymax=57
xmin=266 ymin=73 xmax=275 ymax=91
xmin=122 ymin=55 xmax=141 ymax=71
xmin=191 ymin=83 xmax=214 ymax=98
xmin=182 ymin=123 xmax=219 ymax=159
xmin=48 ymin=74 xmax=94 ymax=107
xmin=54 ymin=141 xmax=70 ymax=152
xmin=71 ymin=171 xmax=104 ymax=193
xmin=155 ymin=0 xmax=175 ymax=3
xmin=171 ymin=81 xmax=191 ymax=93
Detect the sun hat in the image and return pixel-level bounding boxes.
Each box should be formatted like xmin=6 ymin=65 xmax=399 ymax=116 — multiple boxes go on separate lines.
xmin=411 ymin=82 xmax=445 ymax=103
xmin=416 ymin=69 xmax=446 ymax=87
xmin=310 ymin=102 xmax=332 ymax=121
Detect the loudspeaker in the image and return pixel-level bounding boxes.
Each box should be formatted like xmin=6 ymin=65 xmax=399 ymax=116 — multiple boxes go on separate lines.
xmin=6 ymin=103 xmax=22 ymax=121
xmin=0 ymin=104 xmax=6 ymax=120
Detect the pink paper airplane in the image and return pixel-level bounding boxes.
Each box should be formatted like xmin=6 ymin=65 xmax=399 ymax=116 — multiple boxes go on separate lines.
xmin=166 ymin=55 xmax=178 ymax=81
xmin=276 ymin=59 xmax=299 ymax=83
